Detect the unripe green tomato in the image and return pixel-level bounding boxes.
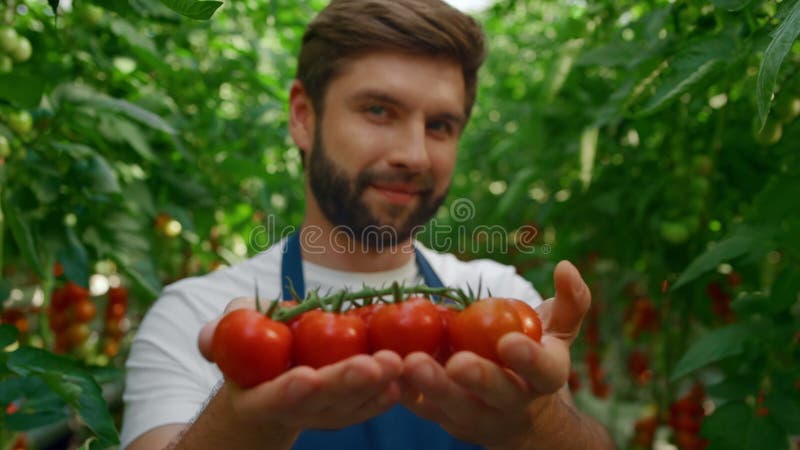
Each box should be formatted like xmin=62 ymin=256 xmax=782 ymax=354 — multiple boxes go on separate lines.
xmin=0 ymin=54 xmax=12 ymax=73
xmin=7 ymin=111 xmax=33 ymax=136
xmin=753 ymin=118 xmax=783 ymax=146
xmin=0 ymin=27 xmax=18 ymax=54
xmin=12 ymin=36 xmax=31 ymax=63
xmin=776 ymin=97 xmax=800 ymax=124
xmin=82 ymin=5 xmax=104 ymax=26
xmin=659 ymin=221 xmax=690 ymax=244
xmin=0 ymin=135 xmax=10 ymax=159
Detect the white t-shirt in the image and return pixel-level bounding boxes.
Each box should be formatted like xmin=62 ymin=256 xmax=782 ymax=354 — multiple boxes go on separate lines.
xmin=119 ymin=239 xmax=544 ymax=448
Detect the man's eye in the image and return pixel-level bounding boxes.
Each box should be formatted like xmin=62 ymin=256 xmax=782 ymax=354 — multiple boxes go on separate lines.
xmin=366 ymin=105 xmax=387 ymax=117
xmin=428 ymin=120 xmax=453 ymax=135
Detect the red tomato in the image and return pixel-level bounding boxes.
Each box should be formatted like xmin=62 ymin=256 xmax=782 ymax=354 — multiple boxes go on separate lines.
xmin=435 ymin=304 xmax=458 ymax=363
xmin=292 ymin=310 xmax=368 ymax=368
xmin=72 ymin=299 xmax=96 ymax=323
xmin=447 ymin=297 xmax=541 ymax=364
xmin=508 ymin=299 xmax=542 ymax=342
xmin=212 ymin=309 xmax=293 ymax=388
xmin=347 ymin=303 xmax=381 ymax=324
xmin=367 ymin=297 xmax=443 ymax=357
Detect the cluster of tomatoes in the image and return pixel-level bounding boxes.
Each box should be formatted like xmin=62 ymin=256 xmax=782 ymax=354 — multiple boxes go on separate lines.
xmin=103 ymin=286 xmax=129 ymax=357
xmin=668 ymin=384 xmax=708 ymax=450
xmin=583 ymin=303 xmax=611 ymax=399
xmin=0 ymin=25 xmax=32 ymax=71
xmin=49 ymin=282 xmax=96 ymax=353
xmin=627 ymin=349 xmax=653 ymax=386
xmin=625 ymin=296 xmax=659 ymax=339
xmin=705 ymin=272 xmax=740 ymax=323
xmin=212 ymin=296 xmax=542 ymax=388
xmin=629 ymin=413 xmax=658 ymax=449
xmin=1 ymin=307 xmax=30 ymax=335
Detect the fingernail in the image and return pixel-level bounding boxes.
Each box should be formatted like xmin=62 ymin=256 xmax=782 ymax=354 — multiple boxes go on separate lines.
xmin=287 ymin=380 xmax=312 ymax=400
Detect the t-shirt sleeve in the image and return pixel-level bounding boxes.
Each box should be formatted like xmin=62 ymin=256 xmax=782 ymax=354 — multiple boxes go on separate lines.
xmin=491 ymin=263 xmax=545 ymax=308
xmin=119 ymin=285 xmax=221 ymax=449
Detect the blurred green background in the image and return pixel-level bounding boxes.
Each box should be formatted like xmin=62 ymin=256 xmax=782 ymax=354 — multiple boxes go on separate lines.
xmin=1 ymin=0 xmax=799 ymax=448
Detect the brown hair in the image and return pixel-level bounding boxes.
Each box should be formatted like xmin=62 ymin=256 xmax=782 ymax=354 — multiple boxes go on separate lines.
xmin=296 ymin=0 xmax=487 ymax=119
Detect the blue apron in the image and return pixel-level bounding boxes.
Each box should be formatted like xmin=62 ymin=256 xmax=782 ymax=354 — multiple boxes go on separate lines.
xmin=280 ymin=232 xmax=483 ymax=450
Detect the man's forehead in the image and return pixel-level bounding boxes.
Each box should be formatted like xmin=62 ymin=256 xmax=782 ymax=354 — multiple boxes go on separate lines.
xmin=329 ymin=51 xmax=467 ymax=109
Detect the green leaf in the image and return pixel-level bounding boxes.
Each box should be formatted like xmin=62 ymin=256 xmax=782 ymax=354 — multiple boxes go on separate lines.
xmin=54 ymin=84 xmax=176 ymax=134
xmin=5 ymin=408 xmax=69 ymax=431
xmin=492 ymin=168 xmax=536 ymax=222
xmin=110 ymin=18 xmax=158 ymax=54
xmin=114 ymin=254 xmax=161 ymax=300
xmin=672 ymin=227 xmax=772 ymax=290
xmin=711 ymin=0 xmax=753 ymax=11
xmin=2 ymin=195 xmax=44 ymax=278
xmin=0 ymin=74 xmax=45 ymax=109
xmin=0 ymin=324 xmax=19 ymax=348
xmin=707 ymin=375 xmax=757 ymax=400
xmin=7 ymin=347 xmax=119 ymax=447
xmin=58 ymin=227 xmax=90 ymax=288
xmin=765 ymin=393 xmax=800 ymax=434
xmin=0 ymin=277 xmax=11 ymax=302
xmin=749 ymin=170 xmax=800 ymax=222
xmin=111 ymin=118 xmax=156 ymax=161
xmin=637 ymin=35 xmax=735 ymax=116
xmin=671 ymin=322 xmax=758 ymax=380
xmin=159 ymin=0 xmax=223 ymax=20
xmin=576 ymin=42 xmax=643 ymax=67
xmin=756 ymin=0 xmax=800 ymax=128
xmin=769 ymin=267 xmax=800 ymax=313
xmin=703 ymin=401 xmax=788 ymax=450
xmin=85 ymin=153 xmax=121 ymax=194
xmin=90 ymin=0 xmax=136 ymax=16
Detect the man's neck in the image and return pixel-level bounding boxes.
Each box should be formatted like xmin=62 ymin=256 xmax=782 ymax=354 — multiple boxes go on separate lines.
xmin=297 ymin=220 xmax=416 ymax=273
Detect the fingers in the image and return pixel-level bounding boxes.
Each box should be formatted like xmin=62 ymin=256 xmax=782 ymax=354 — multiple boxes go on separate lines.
xmin=402 ymin=352 xmax=476 ymax=423
xmin=498 ymin=333 xmax=570 ymax=394
xmin=198 ymin=297 xmax=256 ymax=361
xmin=236 ymin=352 xmax=403 ymax=429
xmin=547 ymin=261 xmax=591 ymax=343
xmin=445 ymin=352 xmax=528 ymax=410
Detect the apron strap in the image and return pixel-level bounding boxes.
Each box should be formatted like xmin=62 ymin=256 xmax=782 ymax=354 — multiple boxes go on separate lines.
xmin=281 ymin=232 xmax=306 ymax=300
xmin=281 ymin=230 xmax=444 ymax=298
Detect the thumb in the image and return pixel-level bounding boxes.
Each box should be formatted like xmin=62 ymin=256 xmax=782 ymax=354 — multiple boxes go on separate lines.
xmin=546 ymin=260 xmax=591 ymax=344
xmin=197 ymin=297 xmax=258 ymax=362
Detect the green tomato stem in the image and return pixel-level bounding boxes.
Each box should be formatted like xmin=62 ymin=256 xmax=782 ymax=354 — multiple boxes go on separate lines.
xmin=271 ymin=284 xmax=468 ymax=321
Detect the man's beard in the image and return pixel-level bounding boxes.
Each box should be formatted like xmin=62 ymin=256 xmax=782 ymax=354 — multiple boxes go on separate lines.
xmin=307 ymin=131 xmax=448 ymax=250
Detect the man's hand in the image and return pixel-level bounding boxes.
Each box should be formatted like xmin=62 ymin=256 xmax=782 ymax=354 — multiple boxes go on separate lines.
xmin=197 ymin=298 xmax=404 ymax=435
xmin=400 ymin=260 xmax=593 ymax=449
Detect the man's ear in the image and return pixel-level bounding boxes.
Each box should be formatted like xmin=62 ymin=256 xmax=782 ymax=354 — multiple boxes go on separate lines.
xmin=288 ymin=80 xmax=315 ymax=156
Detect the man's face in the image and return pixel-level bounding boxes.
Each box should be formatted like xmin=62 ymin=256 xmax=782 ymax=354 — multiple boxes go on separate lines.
xmin=305 ymin=51 xmax=466 ymax=247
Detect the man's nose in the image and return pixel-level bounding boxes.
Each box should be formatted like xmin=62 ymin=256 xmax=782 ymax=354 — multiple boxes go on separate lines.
xmin=387 ymin=119 xmax=431 ymax=172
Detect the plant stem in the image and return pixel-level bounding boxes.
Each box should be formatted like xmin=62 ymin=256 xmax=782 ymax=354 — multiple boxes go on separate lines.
xmin=272 ymin=285 xmax=466 ymax=322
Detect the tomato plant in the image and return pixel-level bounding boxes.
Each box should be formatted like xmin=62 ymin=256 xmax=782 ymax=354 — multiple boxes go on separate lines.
xmin=211 ymin=309 xmax=293 ymax=388
xmin=291 ymin=310 xmax=368 ymax=369
xmin=447 ymin=298 xmax=542 ymax=364
xmin=367 ymin=297 xmax=444 ymax=357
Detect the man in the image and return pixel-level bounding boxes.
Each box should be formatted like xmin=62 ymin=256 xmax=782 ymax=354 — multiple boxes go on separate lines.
xmin=120 ymin=0 xmax=616 ymax=449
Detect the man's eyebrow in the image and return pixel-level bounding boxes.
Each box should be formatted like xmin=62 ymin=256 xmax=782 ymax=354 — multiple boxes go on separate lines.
xmin=348 ymin=90 xmax=407 ymax=109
